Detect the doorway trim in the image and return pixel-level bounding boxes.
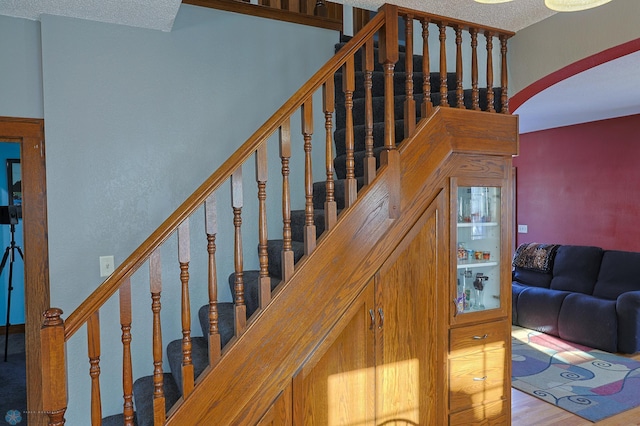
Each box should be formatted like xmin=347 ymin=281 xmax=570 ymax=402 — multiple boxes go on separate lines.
xmin=0 ymin=116 xmax=48 ymax=426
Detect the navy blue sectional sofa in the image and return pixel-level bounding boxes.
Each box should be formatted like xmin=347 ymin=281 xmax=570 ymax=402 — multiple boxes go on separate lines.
xmin=512 ymin=244 xmax=640 ymax=354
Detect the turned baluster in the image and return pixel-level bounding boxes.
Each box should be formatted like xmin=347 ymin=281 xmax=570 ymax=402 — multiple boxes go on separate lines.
xmin=41 ymin=308 xmax=67 ymax=426
xmin=178 ymin=220 xmax=194 ymax=397
xmin=285 ymin=0 xmax=299 ymax=13
xmin=119 ymin=278 xmax=135 ymax=426
xmin=231 ymin=168 xmax=246 ymax=335
xmin=421 ymin=18 xmax=432 ymax=118
xmin=378 ymin=4 xmax=401 ymax=219
xmin=500 ymin=34 xmax=509 ymax=113
xmin=280 ymin=119 xmax=295 ymax=282
xmin=256 ymin=145 xmax=271 ymax=307
xmin=404 ymin=14 xmax=416 ymax=136
xmin=438 ymin=22 xmax=449 ymax=107
xmin=322 ymin=78 xmax=338 ymax=230
xmin=87 ymin=312 xmax=102 ymax=426
xmin=485 ymin=31 xmax=495 ymax=113
xmin=379 ymin=4 xmax=398 ymax=158
xmin=342 ymin=56 xmax=357 ymax=207
xmin=313 ymin=0 xmax=328 ymax=17
xmin=470 ymin=28 xmax=480 ymax=110
xmin=204 ymin=194 xmax=221 ymax=364
xmin=149 ymin=249 xmax=165 ymax=425
xmin=362 ymin=40 xmax=376 ymax=185
xmin=302 ymin=99 xmax=316 ymax=255
xmin=455 ymin=26 xmax=465 ymax=109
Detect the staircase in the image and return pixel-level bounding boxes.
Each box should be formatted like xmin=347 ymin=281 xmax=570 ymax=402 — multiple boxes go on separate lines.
xmin=40 ymin=5 xmax=517 ymax=426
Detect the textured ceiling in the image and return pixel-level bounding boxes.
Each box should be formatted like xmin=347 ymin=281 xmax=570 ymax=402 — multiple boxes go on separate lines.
xmin=0 ymin=0 xmax=182 ymax=31
xmin=0 ymin=0 xmax=553 ymax=32
xmin=0 ymin=0 xmax=636 ymax=133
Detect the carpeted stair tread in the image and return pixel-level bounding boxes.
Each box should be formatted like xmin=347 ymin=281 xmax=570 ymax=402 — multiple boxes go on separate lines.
xmin=102 ymin=413 xmax=138 ymax=425
xmin=312 ymin=177 xmax=365 ymax=210
xmin=132 ymin=373 xmax=181 ymax=426
xmin=337 ymin=35 xmax=407 ymax=52
xmin=334 ymin=119 xmax=405 ymax=161
xmin=334 ymin=146 xmax=386 ymax=180
xmin=290 ymin=209 xmax=326 ymax=242
xmin=334 ymin=42 xmax=422 ymax=73
xmin=335 ymin=88 xmax=503 ymax=132
xmin=266 ymin=239 xmax=305 ymax=279
xmin=166 ymin=336 xmax=210 ymax=394
xmin=334 ymin=70 xmax=457 ymax=100
xmin=197 ymin=302 xmax=236 ymax=350
xmin=227 ymin=270 xmax=282 ymax=317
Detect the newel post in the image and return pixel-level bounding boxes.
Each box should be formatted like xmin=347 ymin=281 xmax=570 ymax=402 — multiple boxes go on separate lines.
xmin=378 ymin=4 xmax=401 ymax=219
xmin=41 ymin=308 xmax=67 ymax=426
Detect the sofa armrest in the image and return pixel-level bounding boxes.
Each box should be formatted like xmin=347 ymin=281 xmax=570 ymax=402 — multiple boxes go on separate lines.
xmin=616 ymin=291 xmax=640 ymax=354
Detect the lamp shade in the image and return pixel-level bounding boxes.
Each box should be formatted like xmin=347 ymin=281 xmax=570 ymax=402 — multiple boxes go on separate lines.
xmin=545 ymin=0 xmax=612 ymax=11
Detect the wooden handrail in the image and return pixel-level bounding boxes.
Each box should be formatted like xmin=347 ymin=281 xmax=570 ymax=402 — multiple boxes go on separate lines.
xmin=62 ymin=9 xmax=387 ymax=341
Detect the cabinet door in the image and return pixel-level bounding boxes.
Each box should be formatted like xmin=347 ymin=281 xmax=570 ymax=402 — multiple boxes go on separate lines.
xmin=376 ymin=192 xmax=444 ymax=425
xmin=294 ymin=282 xmax=375 ymax=425
xmin=451 ymin=178 xmax=510 ymax=325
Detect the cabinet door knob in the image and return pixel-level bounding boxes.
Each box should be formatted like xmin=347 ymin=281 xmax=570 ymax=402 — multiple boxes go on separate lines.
xmin=378 ymin=308 xmax=384 ymax=329
xmin=472 ymin=334 xmax=488 ymax=340
xmin=473 ymin=376 xmax=488 ymax=381
xmin=369 ymin=309 xmax=375 ymax=330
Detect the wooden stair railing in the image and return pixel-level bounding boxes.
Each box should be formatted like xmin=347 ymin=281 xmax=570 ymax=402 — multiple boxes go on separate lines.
xmin=40 ymin=5 xmax=514 ymax=425
xmin=183 ymin=0 xmax=343 ymax=31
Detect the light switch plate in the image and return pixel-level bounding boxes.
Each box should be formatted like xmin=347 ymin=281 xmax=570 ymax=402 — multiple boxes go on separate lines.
xmin=99 ymin=255 xmax=115 ymax=277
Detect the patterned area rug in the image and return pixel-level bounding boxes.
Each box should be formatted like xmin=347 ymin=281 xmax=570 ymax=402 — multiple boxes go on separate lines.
xmin=512 ymin=326 xmax=640 ymax=422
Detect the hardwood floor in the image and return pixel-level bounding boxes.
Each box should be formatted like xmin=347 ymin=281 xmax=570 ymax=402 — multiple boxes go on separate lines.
xmin=511 ymin=351 xmax=640 ymax=426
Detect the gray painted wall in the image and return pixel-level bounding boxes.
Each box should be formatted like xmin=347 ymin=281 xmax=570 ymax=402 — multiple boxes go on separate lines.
xmin=0 ymin=16 xmax=44 ymax=118
xmin=3 ymin=4 xmax=337 ymax=421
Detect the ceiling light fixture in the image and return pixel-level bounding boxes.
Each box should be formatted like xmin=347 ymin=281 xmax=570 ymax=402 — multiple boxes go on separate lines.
xmin=544 ymin=0 xmax=612 ymax=12
xmin=474 ymin=0 xmax=612 ymax=11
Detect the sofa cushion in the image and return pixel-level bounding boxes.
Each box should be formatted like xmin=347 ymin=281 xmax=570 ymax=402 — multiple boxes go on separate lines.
xmin=511 ymin=282 xmax=529 ymax=324
xmin=549 ymin=245 xmax=603 ymax=294
xmin=515 ymin=287 xmax=571 ymax=337
xmin=616 ymin=291 xmax=640 ymax=354
xmin=558 ymin=293 xmax=617 ymax=353
xmin=592 ymin=250 xmax=640 ymax=300
xmin=513 ymin=268 xmax=552 ymax=288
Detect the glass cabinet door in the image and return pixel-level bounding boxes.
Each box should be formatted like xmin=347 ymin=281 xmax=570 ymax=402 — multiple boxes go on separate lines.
xmin=455 ymin=186 xmax=501 ymax=315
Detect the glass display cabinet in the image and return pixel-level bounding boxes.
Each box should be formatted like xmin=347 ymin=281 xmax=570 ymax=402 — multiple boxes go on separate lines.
xmin=450 ymin=176 xmax=511 ymax=325
xmin=455 ymin=186 xmax=501 ymax=314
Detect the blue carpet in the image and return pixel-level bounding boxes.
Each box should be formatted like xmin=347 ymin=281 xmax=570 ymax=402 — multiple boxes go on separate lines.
xmin=0 ymin=333 xmax=26 ymax=425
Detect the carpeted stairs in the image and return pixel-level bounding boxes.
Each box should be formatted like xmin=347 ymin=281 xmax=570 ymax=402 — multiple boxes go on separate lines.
xmin=102 ymin=35 xmax=501 ymax=425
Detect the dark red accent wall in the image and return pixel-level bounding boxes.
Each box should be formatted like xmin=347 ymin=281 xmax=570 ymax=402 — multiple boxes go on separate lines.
xmin=513 ymin=113 xmax=640 ymax=252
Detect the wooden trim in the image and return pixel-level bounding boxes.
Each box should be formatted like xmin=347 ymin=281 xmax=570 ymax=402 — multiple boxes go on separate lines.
xmin=164 ymin=111 xmax=517 ymax=425
xmin=0 ymin=323 xmax=25 ymax=334
xmin=183 ymin=0 xmax=343 ymax=31
xmin=0 ymin=116 xmax=49 ymax=426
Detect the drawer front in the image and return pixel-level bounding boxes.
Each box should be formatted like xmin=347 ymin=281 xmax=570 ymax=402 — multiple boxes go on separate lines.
xmin=450 ymin=320 xmax=507 ymax=355
xmin=449 ymin=348 xmax=507 ymax=412
xmin=449 ymin=398 xmax=509 ymax=425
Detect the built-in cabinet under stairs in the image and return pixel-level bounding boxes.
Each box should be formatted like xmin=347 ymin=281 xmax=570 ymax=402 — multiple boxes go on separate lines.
xmin=40 ymin=5 xmax=517 ymax=426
